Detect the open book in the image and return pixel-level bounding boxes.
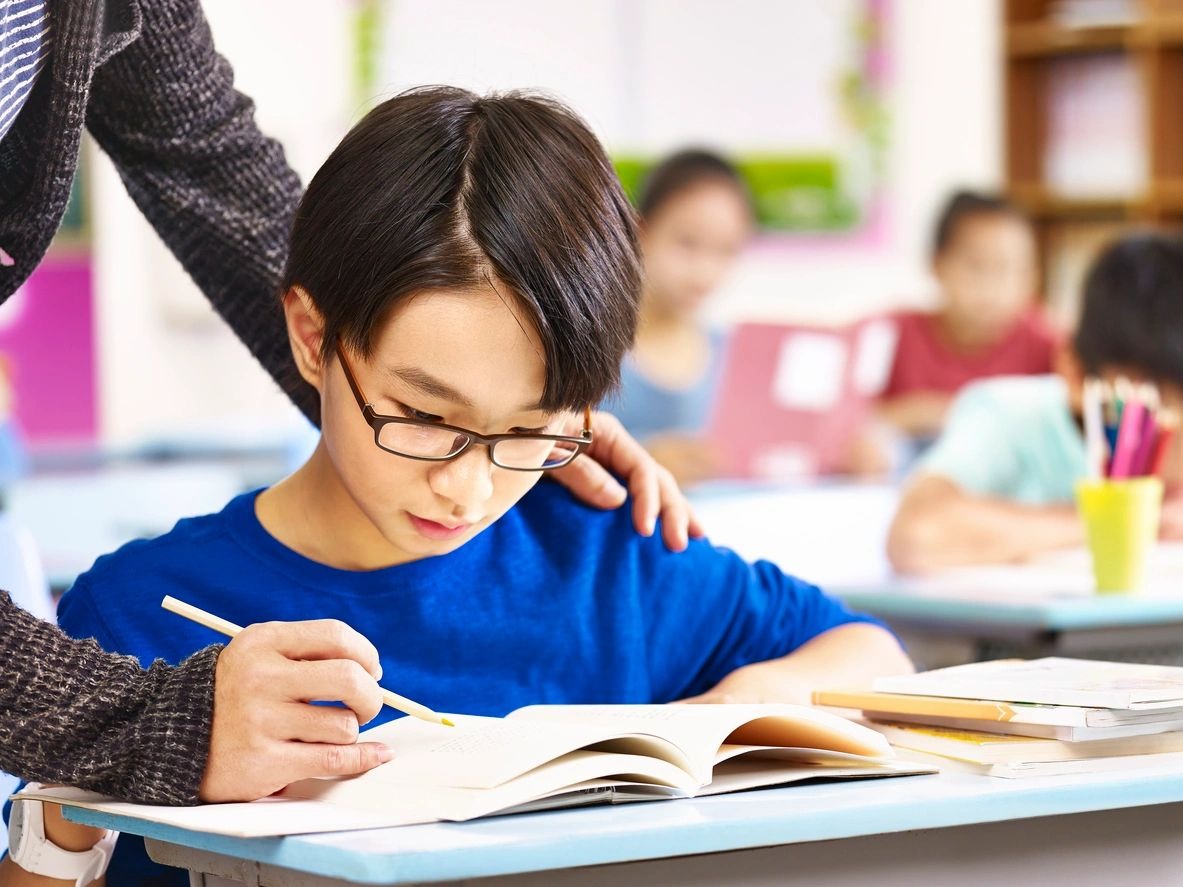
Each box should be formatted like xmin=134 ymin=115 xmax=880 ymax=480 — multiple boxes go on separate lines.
xmin=18 ymin=704 xmax=928 ymax=838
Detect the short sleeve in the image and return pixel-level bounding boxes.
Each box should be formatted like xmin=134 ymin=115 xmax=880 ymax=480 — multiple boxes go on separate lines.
xmin=636 ymin=536 xmax=886 ymax=701
xmin=916 ymin=382 xmax=1023 ymax=496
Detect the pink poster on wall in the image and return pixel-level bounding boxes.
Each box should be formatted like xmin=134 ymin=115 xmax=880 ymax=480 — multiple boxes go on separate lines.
xmin=0 ymin=257 xmax=97 ymax=445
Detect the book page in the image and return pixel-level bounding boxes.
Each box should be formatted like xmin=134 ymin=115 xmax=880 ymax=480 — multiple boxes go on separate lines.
xmin=350 ymin=714 xmax=686 ymax=790
xmin=509 ymin=704 xmax=891 ymax=784
xmin=700 ymin=756 xmax=930 ymax=797
xmin=287 ymin=749 xmax=697 ymax=822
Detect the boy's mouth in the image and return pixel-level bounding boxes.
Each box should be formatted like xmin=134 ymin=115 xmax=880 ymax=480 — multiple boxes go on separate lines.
xmin=407 ymin=513 xmax=472 ymax=542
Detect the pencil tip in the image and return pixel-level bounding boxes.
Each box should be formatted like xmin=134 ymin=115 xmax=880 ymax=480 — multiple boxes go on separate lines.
xmin=442 ymin=718 xmax=455 ymax=727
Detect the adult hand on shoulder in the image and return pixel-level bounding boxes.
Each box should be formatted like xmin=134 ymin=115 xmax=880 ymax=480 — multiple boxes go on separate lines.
xmin=550 ymin=410 xmax=705 ymax=552
xmin=199 ymin=620 xmax=392 ymax=802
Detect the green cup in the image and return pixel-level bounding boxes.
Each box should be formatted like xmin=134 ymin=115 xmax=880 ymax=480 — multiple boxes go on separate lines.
xmin=1075 ymin=477 xmax=1163 ymax=594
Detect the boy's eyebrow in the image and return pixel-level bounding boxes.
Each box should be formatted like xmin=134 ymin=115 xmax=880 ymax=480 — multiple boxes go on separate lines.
xmin=386 ymin=366 xmax=547 ymax=414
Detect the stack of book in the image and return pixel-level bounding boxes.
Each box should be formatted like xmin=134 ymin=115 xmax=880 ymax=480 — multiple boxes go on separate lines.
xmin=815 ymin=658 xmax=1183 ymax=778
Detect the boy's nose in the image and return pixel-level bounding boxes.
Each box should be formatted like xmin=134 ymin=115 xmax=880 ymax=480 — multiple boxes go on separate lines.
xmin=428 ymin=447 xmax=495 ymax=516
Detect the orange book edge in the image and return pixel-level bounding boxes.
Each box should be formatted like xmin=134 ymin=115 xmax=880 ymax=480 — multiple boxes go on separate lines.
xmin=812 ymin=689 xmax=1015 ymax=722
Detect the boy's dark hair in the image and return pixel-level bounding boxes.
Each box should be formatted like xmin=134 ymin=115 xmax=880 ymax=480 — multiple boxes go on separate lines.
xmin=281 ymin=86 xmax=640 ymax=412
xmin=932 ymin=190 xmax=1029 ymax=256
xmin=1074 ymin=233 xmax=1183 ymax=386
xmin=637 ymin=149 xmax=751 ymax=220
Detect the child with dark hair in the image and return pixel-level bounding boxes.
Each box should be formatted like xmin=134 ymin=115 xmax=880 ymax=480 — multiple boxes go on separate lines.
xmin=609 ymin=149 xmax=754 ymax=485
xmin=880 ymin=190 xmax=1056 ymax=441
xmin=888 ymin=232 xmax=1183 ymax=574
xmin=55 ymin=89 xmax=910 ymax=885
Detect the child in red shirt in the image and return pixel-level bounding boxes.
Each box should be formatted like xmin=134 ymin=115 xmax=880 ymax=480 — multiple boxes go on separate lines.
xmin=881 ymin=191 xmax=1057 ymax=440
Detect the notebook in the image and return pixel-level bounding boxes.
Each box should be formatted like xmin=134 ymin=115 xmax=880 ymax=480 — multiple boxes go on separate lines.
xmin=813 ymin=688 xmax=1183 ymax=742
xmin=707 ymin=317 xmax=898 ymax=479
xmin=868 ymin=721 xmax=1183 ymax=765
xmin=17 ymin=704 xmax=929 ymax=838
xmin=873 ymin=658 xmax=1183 ymax=709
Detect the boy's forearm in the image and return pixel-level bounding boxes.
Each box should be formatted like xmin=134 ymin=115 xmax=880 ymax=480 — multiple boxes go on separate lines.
xmin=889 ymin=476 xmax=1082 ymax=574
xmin=691 ymin=624 xmax=913 ymax=705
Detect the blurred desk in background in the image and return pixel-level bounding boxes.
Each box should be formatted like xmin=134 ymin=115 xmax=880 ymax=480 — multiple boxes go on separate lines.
xmin=841 ymin=547 xmax=1183 ymax=668
xmin=7 ymin=462 xmax=248 ymax=591
xmin=689 ymin=483 xmax=1183 ymax=669
xmin=688 ymin=480 xmax=897 ymax=590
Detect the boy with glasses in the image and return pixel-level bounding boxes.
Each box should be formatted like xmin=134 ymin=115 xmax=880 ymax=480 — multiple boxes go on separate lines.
xmin=54 ymin=87 xmax=911 ymax=886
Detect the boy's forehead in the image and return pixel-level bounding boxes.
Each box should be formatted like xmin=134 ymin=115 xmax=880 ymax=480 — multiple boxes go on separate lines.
xmin=370 ymin=287 xmax=548 ymax=411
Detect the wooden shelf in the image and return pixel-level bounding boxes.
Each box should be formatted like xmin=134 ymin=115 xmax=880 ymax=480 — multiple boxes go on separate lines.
xmin=1007 ymin=13 xmax=1183 ymax=57
xmin=1007 ymin=21 xmax=1134 ymax=57
xmin=1007 ymin=185 xmax=1142 ymax=219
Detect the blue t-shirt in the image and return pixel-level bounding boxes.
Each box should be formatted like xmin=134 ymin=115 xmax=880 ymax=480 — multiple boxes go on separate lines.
xmin=609 ymin=329 xmax=726 ymax=440
xmin=54 ymin=480 xmax=881 ymax=886
xmin=917 ymin=375 xmax=1087 ymax=505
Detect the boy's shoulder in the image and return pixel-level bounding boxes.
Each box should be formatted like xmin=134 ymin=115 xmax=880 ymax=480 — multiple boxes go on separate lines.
xmin=954 ymin=374 xmax=1067 ymax=417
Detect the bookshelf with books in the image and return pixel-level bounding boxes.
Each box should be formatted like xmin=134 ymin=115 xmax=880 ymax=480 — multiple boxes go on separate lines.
xmin=1004 ymin=0 xmax=1183 ymax=320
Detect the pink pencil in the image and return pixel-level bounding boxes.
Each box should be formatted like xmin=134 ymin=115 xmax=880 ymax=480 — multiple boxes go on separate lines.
xmin=1109 ymin=395 xmax=1146 ymax=478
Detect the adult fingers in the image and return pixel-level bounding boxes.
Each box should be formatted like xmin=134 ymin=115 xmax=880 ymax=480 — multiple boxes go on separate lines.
xmin=278 ymin=659 xmax=384 ymax=726
xmin=278 ymin=702 xmax=362 ymax=745
xmin=288 ymin=742 xmax=395 ymax=782
xmin=245 ymin=619 xmax=382 ymax=680
xmin=550 ymin=453 xmax=627 ymax=509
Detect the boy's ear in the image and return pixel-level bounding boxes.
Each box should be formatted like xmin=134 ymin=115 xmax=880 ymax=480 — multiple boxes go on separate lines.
xmin=283 ymin=286 xmax=328 ymax=389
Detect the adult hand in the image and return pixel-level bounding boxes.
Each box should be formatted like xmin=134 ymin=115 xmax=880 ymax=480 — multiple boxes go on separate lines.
xmin=199 ymin=620 xmax=392 ymax=802
xmin=642 ymin=433 xmax=723 ymax=488
xmin=550 ymin=411 xmax=704 ymax=552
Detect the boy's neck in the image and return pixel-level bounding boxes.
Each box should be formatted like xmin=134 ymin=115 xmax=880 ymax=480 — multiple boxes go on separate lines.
xmin=255 ymin=443 xmax=421 ymax=571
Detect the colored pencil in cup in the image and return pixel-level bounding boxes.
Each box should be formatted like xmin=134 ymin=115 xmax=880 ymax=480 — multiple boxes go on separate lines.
xmin=1083 ymin=378 xmax=1106 ymax=479
xmin=1109 ymin=390 xmax=1146 ymax=479
xmin=160 ymin=595 xmax=454 ymax=727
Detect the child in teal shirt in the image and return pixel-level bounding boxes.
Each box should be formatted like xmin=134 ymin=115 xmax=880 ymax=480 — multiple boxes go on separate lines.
xmin=889 ymin=234 xmax=1183 ymax=573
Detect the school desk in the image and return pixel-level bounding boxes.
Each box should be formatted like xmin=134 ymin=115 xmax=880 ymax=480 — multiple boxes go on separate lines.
xmin=690 ymin=484 xmax=1183 ymax=668
xmin=838 ymin=546 xmax=1183 ymax=667
xmin=65 ymin=763 xmax=1183 ymax=885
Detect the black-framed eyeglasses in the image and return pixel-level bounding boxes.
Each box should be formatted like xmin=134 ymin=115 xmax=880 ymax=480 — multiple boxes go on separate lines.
xmin=336 ymin=346 xmax=593 ymax=471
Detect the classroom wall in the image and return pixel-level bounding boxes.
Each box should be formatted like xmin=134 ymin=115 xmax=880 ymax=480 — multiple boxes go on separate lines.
xmin=89 ymin=0 xmax=1003 ymax=446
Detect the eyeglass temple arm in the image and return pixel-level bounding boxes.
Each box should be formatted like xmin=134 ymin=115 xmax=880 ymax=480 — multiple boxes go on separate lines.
xmin=337 ymin=345 xmax=371 ymax=410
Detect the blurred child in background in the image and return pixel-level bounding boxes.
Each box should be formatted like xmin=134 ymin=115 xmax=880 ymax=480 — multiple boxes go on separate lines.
xmin=0 ymin=357 xmax=26 ymax=492
xmin=610 ymin=150 xmax=754 ymax=485
xmin=880 ymin=190 xmax=1056 ymax=443
xmin=888 ymin=233 xmax=1183 ymax=574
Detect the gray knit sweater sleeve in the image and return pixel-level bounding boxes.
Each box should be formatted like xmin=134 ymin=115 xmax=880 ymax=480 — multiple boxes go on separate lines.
xmin=0 ymin=592 xmax=220 ymax=805
xmin=84 ymin=0 xmax=317 ymax=421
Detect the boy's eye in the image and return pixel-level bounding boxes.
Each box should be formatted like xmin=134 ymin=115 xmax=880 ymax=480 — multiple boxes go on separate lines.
xmin=510 ymin=425 xmax=549 ymax=435
xmin=398 ymin=403 xmax=444 ymax=423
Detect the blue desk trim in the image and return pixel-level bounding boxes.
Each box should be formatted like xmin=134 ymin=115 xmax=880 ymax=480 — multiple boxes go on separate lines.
xmin=838 ymin=591 xmax=1183 ymax=632
xmin=66 ymin=770 xmax=1183 ymax=885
